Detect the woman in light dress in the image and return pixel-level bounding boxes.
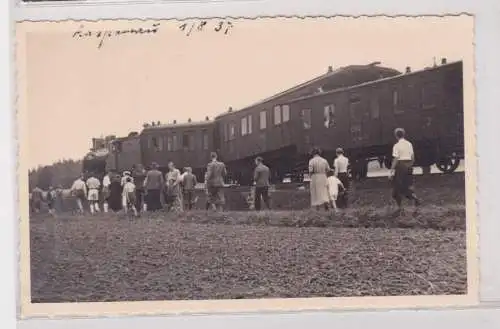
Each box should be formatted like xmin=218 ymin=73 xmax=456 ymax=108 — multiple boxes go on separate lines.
xmin=308 ymin=147 xmax=331 ymax=210
xmin=165 ymin=161 xmax=184 ymax=212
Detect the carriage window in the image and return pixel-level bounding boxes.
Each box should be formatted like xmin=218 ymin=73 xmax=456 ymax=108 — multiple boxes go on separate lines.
xmin=371 ymin=97 xmax=380 ymax=119
xmin=324 ymin=104 xmax=335 ymax=128
xmin=241 ymin=117 xmax=248 ymax=135
xmin=421 ymin=82 xmax=438 ymax=109
xmin=189 ymin=134 xmax=195 ymax=151
xmin=229 ymin=122 xmax=236 ymax=140
xmin=158 ymin=137 xmax=163 ymax=150
xmin=260 ymin=110 xmax=267 ymax=129
xmin=151 ymin=136 xmax=162 ymax=150
xmin=301 ymin=109 xmax=311 ymax=129
xmin=282 ymin=105 xmax=290 ymax=122
xmin=172 ymin=134 xmax=178 ymax=151
xmin=247 ymin=115 xmax=253 ymax=134
xmin=223 ymin=124 xmax=228 ymax=142
xmin=202 ymin=131 xmax=209 ymax=150
xmin=167 ymin=136 xmax=173 ymax=151
xmin=241 ymin=115 xmax=252 ymax=136
xmin=274 ymin=105 xmax=282 ymax=125
xmin=349 ymin=100 xmax=362 ymax=122
xmin=393 ymin=90 xmax=403 ymax=114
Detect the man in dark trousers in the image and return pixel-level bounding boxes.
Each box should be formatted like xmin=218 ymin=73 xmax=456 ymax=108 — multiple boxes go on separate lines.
xmin=143 ymin=162 xmax=164 ymax=212
xmin=333 ymin=147 xmax=350 ymax=208
xmin=253 ymin=156 xmax=271 ymax=210
xmin=205 ymin=152 xmax=227 ymax=211
xmin=132 ymin=164 xmax=147 ymax=212
xmin=389 ymin=128 xmax=421 ymax=211
xmin=182 ymin=167 xmax=198 ymax=210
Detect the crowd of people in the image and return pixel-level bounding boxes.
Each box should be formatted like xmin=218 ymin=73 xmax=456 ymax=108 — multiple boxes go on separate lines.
xmin=307 ymin=127 xmax=420 ymax=212
xmin=30 ymin=127 xmax=420 ymax=216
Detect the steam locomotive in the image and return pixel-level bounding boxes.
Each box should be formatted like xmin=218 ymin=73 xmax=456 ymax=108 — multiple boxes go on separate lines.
xmin=83 ymin=59 xmax=464 ymax=185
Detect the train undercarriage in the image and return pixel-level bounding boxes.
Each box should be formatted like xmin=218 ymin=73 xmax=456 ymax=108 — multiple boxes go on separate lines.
xmin=224 ymin=140 xmax=463 ymax=186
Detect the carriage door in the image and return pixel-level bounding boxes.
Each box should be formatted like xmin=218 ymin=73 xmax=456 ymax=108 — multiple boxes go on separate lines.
xmin=369 ymin=93 xmax=382 ymax=143
xmin=349 ymin=94 xmax=366 ymax=147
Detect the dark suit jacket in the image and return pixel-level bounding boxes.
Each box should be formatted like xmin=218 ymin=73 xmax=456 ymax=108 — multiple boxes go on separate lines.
xmin=206 ymin=160 xmax=226 ymax=187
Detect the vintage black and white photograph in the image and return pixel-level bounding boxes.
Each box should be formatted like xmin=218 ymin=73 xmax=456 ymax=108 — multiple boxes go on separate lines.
xmin=16 ymin=16 xmax=477 ymax=316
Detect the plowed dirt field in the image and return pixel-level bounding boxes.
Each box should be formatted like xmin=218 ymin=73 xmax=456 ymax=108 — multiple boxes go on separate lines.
xmin=29 ymin=173 xmax=468 ymax=302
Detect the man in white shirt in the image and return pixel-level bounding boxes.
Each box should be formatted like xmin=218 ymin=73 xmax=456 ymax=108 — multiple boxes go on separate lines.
xmin=389 ymin=128 xmax=420 ymax=210
xmin=333 ymin=147 xmax=350 ymax=208
xmin=86 ymin=174 xmax=101 ymax=214
xmin=102 ymin=171 xmax=111 ymax=213
xmin=71 ymin=174 xmax=87 ymax=214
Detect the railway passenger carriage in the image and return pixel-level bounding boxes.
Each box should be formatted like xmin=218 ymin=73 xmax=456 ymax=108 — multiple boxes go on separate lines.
xmin=215 ymin=63 xmax=402 ymax=184
xmin=285 ymin=59 xmax=464 ymax=178
xmin=140 ymin=118 xmax=215 ymax=179
xmin=83 ymin=59 xmax=465 ymax=186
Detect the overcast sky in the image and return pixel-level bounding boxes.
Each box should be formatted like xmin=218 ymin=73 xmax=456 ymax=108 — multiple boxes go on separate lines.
xmin=22 ymin=16 xmax=473 ymax=169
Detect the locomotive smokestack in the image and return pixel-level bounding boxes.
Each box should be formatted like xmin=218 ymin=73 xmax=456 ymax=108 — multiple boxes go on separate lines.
xmin=205 ymin=116 xmax=209 ymax=121
xmin=441 ymin=57 xmax=447 ymax=65
xmin=228 ymin=107 xmax=233 ymax=112
xmin=157 ymin=121 xmax=161 ymax=125
xmin=327 ymin=65 xmax=333 ymax=73
xmin=405 ymin=66 xmax=411 ymax=73
xmin=188 ymin=118 xmax=192 ymax=123
xmin=173 ymin=120 xmax=177 ymax=124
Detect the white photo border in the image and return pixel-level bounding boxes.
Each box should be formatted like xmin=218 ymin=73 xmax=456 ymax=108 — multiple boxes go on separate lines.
xmin=6 ymin=0 xmax=500 ymax=328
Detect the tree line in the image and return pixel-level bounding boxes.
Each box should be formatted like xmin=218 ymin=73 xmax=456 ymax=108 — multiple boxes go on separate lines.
xmin=29 ymin=159 xmax=83 ymax=191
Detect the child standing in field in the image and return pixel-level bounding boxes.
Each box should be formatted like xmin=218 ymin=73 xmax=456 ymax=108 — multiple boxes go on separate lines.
xmin=326 ymin=169 xmax=344 ymax=210
xmin=122 ymin=177 xmax=138 ymax=217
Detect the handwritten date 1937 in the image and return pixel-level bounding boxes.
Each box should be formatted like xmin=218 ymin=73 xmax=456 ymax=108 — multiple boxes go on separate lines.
xmin=179 ymin=20 xmax=234 ymax=36
xmin=72 ymin=23 xmax=161 ymax=49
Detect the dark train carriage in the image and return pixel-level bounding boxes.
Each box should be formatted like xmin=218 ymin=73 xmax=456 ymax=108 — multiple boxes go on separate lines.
xmin=286 ymin=59 xmax=464 ymax=177
xmin=140 ymin=118 xmax=214 ymax=180
xmin=107 ymin=132 xmax=143 ymax=172
xmin=215 ymin=63 xmax=402 ymax=185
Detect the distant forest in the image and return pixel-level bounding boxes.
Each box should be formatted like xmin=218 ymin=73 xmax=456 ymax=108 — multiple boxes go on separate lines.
xmin=28 ymin=159 xmax=83 ymax=191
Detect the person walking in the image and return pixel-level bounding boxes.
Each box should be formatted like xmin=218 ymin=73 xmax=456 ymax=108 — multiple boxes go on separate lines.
xmin=132 ymin=164 xmax=147 ymax=212
xmin=122 ymin=176 xmax=139 ymax=217
xmin=389 ymin=128 xmax=421 ymax=211
xmin=333 ymin=147 xmax=350 ymax=208
xmin=102 ymin=171 xmax=111 ymax=213
xmin=326 ymin=169 xmax=344 ymax=211
xmin=165 ymin=161 xmax=183 ymax=212
xmin=108 ymin=171 xmax=123 ymax=212
xmin=308 ymin=147 xmax=331 ymax=210
xmin=31 ymin=186 xmax=44 ymax=214
xmin=143 ymin=162 xmax=164 ymax=212
xmin=46 ymin=186 xmax=56 ymax=216
xmin=70 ymin=174 xmax=87 ymax=214
xmin=182 ymin=167 xmax=198 ymax=210
xmin=86 ymin=173 xmax=101 ymax=214
xmin=205 ymin=152 xmax=227 ymax=211
xmin=253 ymin=156 xmax=271 ymax=210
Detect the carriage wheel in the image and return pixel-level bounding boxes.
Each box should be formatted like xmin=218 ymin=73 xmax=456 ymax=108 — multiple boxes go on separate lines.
xmin=436 ymin=154 xmax=460 ymax=174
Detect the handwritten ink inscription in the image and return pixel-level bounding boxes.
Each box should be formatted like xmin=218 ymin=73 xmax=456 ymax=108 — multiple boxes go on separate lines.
xmin=72 ymin=23 xmax=161 ymax=49
xmin=178 ymin=20 xmax=234 ymax=36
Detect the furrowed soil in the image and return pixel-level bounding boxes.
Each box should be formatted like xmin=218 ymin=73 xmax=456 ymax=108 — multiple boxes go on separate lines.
xmin=29 ymin=173 xmax=468 ymax=302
